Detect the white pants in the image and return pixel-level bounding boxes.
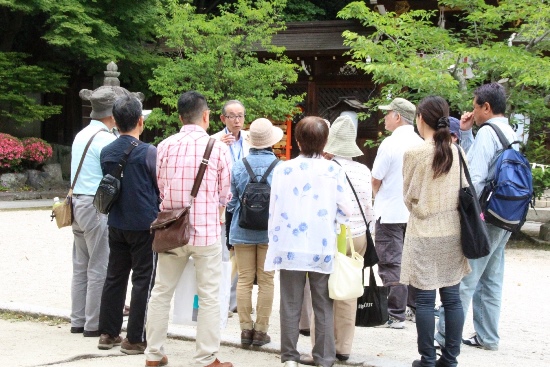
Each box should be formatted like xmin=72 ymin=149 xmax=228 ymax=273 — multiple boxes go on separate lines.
xmin=145 ymin=242 xmax=222 ymax=366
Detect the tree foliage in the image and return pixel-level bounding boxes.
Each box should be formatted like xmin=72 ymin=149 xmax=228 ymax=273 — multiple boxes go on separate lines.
xmin=147 ymin=0 xmax=302 ymax=139
xmin=339 ymin=0 xmax=550 ymax=163
xmin=0 ymin=0 xmax=165 ymax=126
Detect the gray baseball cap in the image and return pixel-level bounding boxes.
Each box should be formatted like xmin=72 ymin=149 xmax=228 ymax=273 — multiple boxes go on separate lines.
xmin=378 ymin=98 xmax=416 ymax=123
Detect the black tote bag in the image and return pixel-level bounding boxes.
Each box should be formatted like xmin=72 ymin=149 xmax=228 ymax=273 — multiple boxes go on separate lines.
xmin=456 ymin=145 xmax=491 ymax=259
xmin=355 ymin=267 xmax=388 ymax=327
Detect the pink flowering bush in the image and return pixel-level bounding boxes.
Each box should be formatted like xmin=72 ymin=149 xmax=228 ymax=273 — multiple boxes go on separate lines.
xmin=21 ymin=137 xmax=53 ymax=168
xmin=0 ymin=133 xmax=24 ymax=172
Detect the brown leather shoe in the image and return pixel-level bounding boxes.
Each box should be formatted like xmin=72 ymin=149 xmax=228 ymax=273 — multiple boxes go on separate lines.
xmin=252 ymin=330 xmax=271 ymax=346
xmin=145 ymin=356 xmax=168 ymax=366
xmin=241 ymin=329 xmax=254 ymax=345
xmin=204 ymin=359 xmax=233 ymax=367
xmin=97 ymin=333 xmax=122 ymax=350
xmin=121 ymin=337 xmax=146 ymax=355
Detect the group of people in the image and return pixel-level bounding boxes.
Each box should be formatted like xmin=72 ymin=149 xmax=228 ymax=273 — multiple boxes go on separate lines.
xmin=67 ymin=81 xmax=515 ymax=367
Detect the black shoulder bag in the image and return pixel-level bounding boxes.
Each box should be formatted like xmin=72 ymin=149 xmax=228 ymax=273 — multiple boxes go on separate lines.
xmin=93 ymin=140 xmax=139 ymax=214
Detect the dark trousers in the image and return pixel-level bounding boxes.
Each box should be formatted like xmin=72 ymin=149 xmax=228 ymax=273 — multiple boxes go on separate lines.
xmin=99 ymin=227 xmax=156 ymax=343
xmin=374 ymin=219 xmax=409 ymax=321
xmin=415 ymin=284 xmax=463 ymax=367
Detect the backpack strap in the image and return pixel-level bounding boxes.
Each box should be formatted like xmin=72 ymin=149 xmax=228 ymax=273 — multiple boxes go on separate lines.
xmin=242 ymin=157 xmax=279 ymax=184
xmin=242 ymin=157 xmax=258 ymax=183
xmin=110 ymin=140 xmax=139 ymax=179
xmin=481 ymin=122 xmax=519 ymax=149
xmin=259 ymin=159 xmax=280 ymax=183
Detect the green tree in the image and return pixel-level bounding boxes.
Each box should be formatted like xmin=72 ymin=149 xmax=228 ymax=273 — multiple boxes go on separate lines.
xmin=338 ymin=0 xmax=550 ymax=161
xmin=147 ymin=0 xmax=302 ymax=139
xmin=0 ymin=0 xmax=165 ymax=126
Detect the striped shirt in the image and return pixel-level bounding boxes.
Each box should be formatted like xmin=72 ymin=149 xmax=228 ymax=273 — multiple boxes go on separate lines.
xmin=333 ymin=156 xmax=376 ymax=237
xmin=459 ymin=117 xmax=518 ymax=198
xmin=156 ymin=124 xmax=232 ymax=246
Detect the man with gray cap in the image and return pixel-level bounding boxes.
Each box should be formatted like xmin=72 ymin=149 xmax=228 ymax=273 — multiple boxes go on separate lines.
xmin=371 ymin=97 xmax=423 ymax=329
xmin=69 ymin=85 xmax=134 ymax=337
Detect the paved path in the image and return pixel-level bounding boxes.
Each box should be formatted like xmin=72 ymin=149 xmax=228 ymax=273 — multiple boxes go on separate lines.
xmin=0 ymin=205 xmax=549 ymax=367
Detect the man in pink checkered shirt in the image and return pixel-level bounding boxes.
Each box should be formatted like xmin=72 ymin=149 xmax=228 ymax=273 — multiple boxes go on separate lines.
xmin=145 ymin=91 xmax=234 ymax=367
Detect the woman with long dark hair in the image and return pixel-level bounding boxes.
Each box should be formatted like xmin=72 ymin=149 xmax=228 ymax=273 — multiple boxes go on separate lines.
xmin=400 ymin=96 xmax=471 ymax=367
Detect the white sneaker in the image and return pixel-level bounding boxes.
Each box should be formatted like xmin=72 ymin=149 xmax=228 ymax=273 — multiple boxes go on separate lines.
xmin=375 ymin=316 xmax=405 ymax=329
xmin=284 ymin=361 xmax=299 ymax=367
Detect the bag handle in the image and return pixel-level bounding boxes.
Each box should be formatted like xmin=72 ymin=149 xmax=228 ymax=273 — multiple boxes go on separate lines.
xmin=189 ymin=138 xmax=216 ymax=204
xmin=455 ymin=143 xmax=475 ymax=191
xmin=110 ymin=140 xmax=139 ymax=178
xmin=71 ymin=128 xmax=108 ymax=194
xmin=336 ymin=225 xmax=356 ymax=256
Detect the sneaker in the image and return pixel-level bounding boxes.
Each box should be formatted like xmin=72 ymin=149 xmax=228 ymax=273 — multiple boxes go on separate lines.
xmin=412 ymin=360 xmax=422 ymax=367
xmin=121 ymin=338 xmax=146 ymax=355
xmin=375 ymin=316 xmax=405 ymax=329
xmin=406 ymin=307 xmax=416 ymax=323
xmin=241 ymin=329 xmax=254 ymax=346
xmin=98 ymin=334 xmax=122 ymax=350
xmin=462 ymin=332 xmax=483 ymax=348
xmin=299 ymin=354 xmax=315 ymax=366
xmin=252 ymin=330 xmax=271 ymax=346
xmin=70 ymin=326 xmax=84 ymax=334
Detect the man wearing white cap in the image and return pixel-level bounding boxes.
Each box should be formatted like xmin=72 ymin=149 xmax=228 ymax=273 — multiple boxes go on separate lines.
xmin=371 ymin=97 xmax=423 ymax=329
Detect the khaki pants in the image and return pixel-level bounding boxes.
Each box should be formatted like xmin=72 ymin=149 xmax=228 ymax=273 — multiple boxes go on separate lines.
xmin=145 ymin=242 xmax=222 ymax=366
xmin=311 ymin=233 xmax=367 ymax=355
xmin=234 ymin=244 xmax=274 ymax=332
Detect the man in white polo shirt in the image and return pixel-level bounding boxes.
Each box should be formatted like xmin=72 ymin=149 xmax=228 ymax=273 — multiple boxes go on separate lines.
xmin=371 ymin=97 xmax=423 ymax=329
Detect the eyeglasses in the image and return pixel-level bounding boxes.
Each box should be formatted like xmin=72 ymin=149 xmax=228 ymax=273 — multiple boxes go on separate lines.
xmin=224 ymin=114 xmax=246 ymax=121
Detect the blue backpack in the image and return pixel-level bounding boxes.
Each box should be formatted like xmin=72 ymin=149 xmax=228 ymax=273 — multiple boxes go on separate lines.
xmin=478 ymin=123 xmax=534 ymax=233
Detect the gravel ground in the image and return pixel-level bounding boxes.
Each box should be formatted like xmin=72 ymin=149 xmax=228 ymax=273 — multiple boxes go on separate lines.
xmin=0 ymin=208 xmax=549 ymax=367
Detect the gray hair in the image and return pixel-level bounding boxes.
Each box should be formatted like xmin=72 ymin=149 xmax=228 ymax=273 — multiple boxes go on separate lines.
xmin=393 ymin=111 xmax=413 ymax=125
xmin=221 ymin=100 xmax=246 ymax=115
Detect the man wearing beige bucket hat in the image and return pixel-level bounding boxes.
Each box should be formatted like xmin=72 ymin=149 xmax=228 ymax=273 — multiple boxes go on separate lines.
xmin=302 ymin=115 xmax=376 ymax=362
xmin=371 ymin=97 xmax=423 ymax=329
xmin=226 ymin=118 xmax=282 ymax=347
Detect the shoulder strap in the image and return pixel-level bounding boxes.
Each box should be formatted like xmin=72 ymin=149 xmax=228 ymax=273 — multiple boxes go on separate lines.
xmin=242 ymin=157 xmax=258 ymax=183
xmin=259 ymin=159 xmax=279 ymax=184
xmin=455 ymin=143 xmax=474 ymax=190
xmin=332 ymin=159 xmax=372 ymax=233
xmin=481 ymin=122 xmax=516 ymax=149
xmin=111 ymin=140 xmax=139 ymax=178
xmin=71 ymin=129 xmax=107 ymax=191
xmin=190 ymin=138 xmax=216 ymax=202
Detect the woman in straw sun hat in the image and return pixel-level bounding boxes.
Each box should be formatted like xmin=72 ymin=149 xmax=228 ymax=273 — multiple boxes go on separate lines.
xmin=226 ymin=118 xmax=282 ymax=348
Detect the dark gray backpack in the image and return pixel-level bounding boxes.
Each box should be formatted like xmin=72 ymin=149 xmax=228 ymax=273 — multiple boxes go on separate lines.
xmin=238 ymin=157 xmax=279 ymax=230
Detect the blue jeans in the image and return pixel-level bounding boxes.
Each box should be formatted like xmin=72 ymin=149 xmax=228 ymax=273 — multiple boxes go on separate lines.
xmin=416 ymin=284 xmax=463 ymax=367
xmin=436 ymin=224 xmax=511 ymax=351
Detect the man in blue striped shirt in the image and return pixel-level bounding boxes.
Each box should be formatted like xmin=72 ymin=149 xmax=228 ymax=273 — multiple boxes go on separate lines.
xmin=436 ymin=83 xmax=517 ymax=353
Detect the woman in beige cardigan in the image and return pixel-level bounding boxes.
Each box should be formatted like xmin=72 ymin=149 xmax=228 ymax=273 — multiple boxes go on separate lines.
xmin=401 ymin=96 xmax=471 ymax=367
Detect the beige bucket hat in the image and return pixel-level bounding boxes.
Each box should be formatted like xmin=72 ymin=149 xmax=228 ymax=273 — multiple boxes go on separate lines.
xmin=324 ymin=115 xmax=363 ymax=158
xmin=245 ymin=118 xmax=284 ymax=149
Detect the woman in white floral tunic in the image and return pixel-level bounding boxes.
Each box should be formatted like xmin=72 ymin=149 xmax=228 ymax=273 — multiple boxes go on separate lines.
xmin=265 ymin=116 xmax=352 ymax=367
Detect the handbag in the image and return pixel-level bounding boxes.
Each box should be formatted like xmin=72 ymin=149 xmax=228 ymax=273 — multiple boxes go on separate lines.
xmin=332 ymin=159 xmax=379 ymax=267
xmin=51 ymin=129 xmax=105 ymax=228
xmin=93 ymin=140 xmax=138 ymax=214
xmin=150 ymin=138 xmax=216 ymax=253
xmin=456 ymin=144 xmax=491 ymax=259
xmin=355 ymin=267 xmax=389 ymax=327
xmin=328 ymin=226 xmax=364 ymax=300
